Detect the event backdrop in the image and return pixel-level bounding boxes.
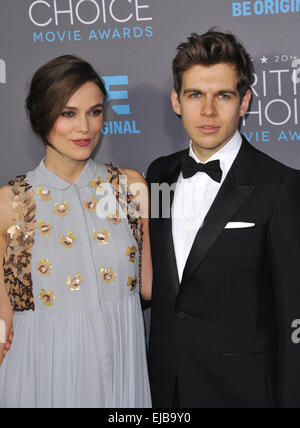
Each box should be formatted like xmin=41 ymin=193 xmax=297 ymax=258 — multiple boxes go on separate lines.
xmin=1 ymin=0 xmax=300 ymax=187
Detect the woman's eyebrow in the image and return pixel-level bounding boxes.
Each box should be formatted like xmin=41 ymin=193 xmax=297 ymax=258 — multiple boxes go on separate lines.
xmin=63 ymin=103 xmax=104 ymax=110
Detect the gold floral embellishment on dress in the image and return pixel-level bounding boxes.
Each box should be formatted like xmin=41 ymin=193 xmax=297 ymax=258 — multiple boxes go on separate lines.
xmin=91 ymin=177 xmax=106 ymax=193
xmin=36 ymin=260 xmax=52 ymax=276
xmin=7 ymin=224 xmax=34 ymax=251
xmin=54 ymin=202 xmax=70 ymax=217
xmin=100 ymin=268 xmax=116 ymax=284
xmin=36 ymin=221 xmax=53 ymax=237
xmin=67 ymin=273 xmax=83 ymax=291
xmin=105 ymin=163 xmax=143 ymax=295
xmin=105 ymin=163 xmax=143 ymax=248
xmin=126 ymin=246 xmax=138 ymax=263
xmin=83 ymin=197 xmax=98 ymax=212
xmin=127 ymin=276 xmax=138 ymax=291
xmin=37 ymin=186 xmax=52 ymax=202
xmin=5 ymin=250 xmax=31 ymax=277
xmin=93 ymin=229 xmax=110 ymax=245
xmin=60 ymin=232 xmax=77 ymax=249
xmin=108 ymin=210 xmax=122 ymax=225
xmin=39 ymin=289 xmax=55 ymax=306
xmin=4 ymin=175 xmax=36 ymax=312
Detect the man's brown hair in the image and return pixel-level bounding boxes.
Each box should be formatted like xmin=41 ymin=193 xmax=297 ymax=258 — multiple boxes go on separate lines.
xmin=173 ymin=29 xmax=254 ymax=100
xmin=26 ymin=55 xmax=107 ymax=145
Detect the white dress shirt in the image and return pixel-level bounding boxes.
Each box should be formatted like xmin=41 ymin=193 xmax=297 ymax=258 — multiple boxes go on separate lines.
xmin=172 ymin=131 xmax=242 ymax=283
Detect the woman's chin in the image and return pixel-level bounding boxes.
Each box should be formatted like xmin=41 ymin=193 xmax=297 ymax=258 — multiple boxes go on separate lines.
xmin=64 ymin=147 xmax=96 ymax=162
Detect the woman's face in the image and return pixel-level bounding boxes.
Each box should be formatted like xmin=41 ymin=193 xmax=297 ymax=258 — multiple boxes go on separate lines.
xmin=47 ymin=81 xmax=105 ymax=162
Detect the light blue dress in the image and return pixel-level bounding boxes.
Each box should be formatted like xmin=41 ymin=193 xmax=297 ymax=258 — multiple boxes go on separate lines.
xmin=0 ymin=159 xmax=151 ymax=408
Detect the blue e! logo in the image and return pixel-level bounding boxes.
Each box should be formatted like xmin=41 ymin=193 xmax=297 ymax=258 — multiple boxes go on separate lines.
xmin=102 ymin=75 xmax=130 ymax=115
xmin=101 ymin=75 xmax=141 ymax=136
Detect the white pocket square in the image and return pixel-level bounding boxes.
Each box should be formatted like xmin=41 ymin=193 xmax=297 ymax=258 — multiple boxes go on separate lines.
xmin=225 ymin=222 xmax=255 ymax=229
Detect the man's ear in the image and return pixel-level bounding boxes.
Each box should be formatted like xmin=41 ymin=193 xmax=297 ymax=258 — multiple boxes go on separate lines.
xmin=171 ymin=89 xmax=182 ymax=116
xmin=240 ymin=89 xmax=252 ymax=117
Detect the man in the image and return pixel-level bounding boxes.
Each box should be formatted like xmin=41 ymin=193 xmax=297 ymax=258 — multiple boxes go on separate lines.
xmin=146 ymin=30 xmax=300 ymax=408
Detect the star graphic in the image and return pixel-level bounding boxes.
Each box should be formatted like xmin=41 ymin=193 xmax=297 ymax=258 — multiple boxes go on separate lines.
xmin=260 ymin=56 xmax=268 ymax=64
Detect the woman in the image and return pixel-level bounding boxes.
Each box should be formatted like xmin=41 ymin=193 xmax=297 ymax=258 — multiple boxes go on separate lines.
xmin=0 ymin=55 xmax=152 ymax=408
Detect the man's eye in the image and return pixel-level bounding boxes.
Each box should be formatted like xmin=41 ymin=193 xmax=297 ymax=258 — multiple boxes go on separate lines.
xmin=190 ymin=93 xmax=201 ymax=99
xmin=219 ymin=94 xmax=230 ymax=100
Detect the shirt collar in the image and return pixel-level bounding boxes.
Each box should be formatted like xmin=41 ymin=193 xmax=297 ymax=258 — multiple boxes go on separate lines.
xmin=189 ymin=131 xmax=242 ymax=182
xmin=37 ymin=158 xmax=98 ymax=190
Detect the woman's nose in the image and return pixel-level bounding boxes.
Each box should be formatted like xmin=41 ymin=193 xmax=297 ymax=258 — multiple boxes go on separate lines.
xmin=77 ymin=115 xmax=89 ymax=133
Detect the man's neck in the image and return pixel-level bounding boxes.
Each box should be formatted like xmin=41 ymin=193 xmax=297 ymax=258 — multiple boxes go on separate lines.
xmin=191 ymin=141 xmax=228 ymax=163
xmin=191 ymin=132 xmax=240 ymax=163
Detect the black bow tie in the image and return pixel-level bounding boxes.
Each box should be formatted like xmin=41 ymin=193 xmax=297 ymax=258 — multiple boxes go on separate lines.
xmin=181 ymin=155 xmax=223 ymax=183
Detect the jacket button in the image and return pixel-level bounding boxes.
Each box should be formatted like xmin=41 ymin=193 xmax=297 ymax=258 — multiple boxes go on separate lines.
xmin=177 ymin=312 xmax=187 ymax=320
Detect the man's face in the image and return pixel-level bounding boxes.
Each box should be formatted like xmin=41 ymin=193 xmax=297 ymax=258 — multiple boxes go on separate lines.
xmin=171 ymin=63 xmax=251 ymax=161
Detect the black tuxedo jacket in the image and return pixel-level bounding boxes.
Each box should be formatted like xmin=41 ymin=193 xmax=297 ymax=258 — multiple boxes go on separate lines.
xmin=146 ymin=138 xmax=300 ymax=408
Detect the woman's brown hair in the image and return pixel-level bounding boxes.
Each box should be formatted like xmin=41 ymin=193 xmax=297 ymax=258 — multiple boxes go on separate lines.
xmin=173 ymin=30 xmax=255 ymax=100
xmin=26 ymin=55 xmax=107 ymax=145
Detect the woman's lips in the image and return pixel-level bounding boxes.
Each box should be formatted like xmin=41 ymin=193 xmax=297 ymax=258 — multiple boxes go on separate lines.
xmin=198 ymin=126 xmax=221 ymax=135
xmin=72 ymin=139 xmax=91 ymax=147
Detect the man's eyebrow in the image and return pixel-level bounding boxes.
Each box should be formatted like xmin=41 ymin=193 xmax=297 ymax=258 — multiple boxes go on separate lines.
xmin=183 ymin=88 xmax=238 ymax=95
xmin=63 ymin=103 xmax=104 ymax=110
xmin=183 ymin=88 xmax=202 ymax=95
xmin=216 ymin=89 xmax=238 ymax=95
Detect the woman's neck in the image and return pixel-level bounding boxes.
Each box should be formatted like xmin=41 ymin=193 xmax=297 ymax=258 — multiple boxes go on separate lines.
xmin=44 ymin=146 xmax=88 ymax=184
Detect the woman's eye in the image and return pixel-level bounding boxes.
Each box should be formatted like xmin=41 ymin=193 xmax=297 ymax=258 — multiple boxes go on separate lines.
xmin=61 ymin=109 xmax=103 ymax=118
xmin=91 ymin=109 xmax=103 ymax=116
xmin=61 ymin=111 xmax=75 ymax=118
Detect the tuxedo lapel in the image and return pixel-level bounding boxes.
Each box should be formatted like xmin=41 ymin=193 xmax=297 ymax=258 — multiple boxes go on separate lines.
xmin=181 ymin=139 xmax=256 ymax=287
xmin=158 ymin=150 xmax=187 ymax=294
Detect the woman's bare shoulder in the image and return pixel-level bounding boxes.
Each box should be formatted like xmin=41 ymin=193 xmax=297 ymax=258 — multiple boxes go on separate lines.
xmin=0 ymin=186 xmax=13 ymax=207
xmin=119 ymin=169 xmax=149 ymax=218
xmin=0 ymin=186 xmax=14 ymax=234
xmin=118 ymin=168 xmax=147 ymax=186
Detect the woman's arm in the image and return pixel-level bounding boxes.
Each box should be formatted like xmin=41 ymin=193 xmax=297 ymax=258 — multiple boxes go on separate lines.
xmin=120 ymin=169 xmax=153 ymax=301
xmin=139 ymin=213 xmax=153 ymax=301
xmin=0 ymin=186 xmax=14 ymax=366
